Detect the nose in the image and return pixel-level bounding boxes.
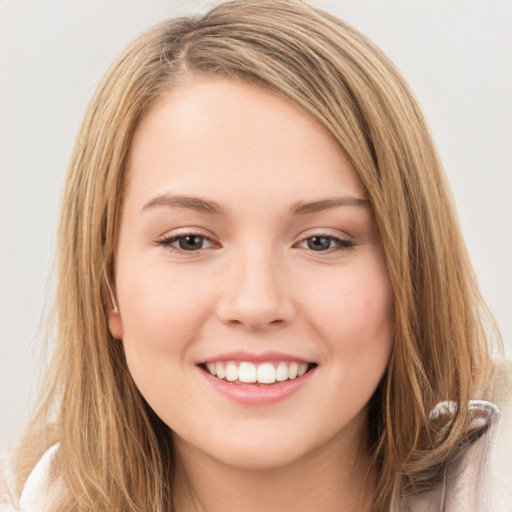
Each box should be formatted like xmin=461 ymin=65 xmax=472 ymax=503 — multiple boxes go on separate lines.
xmin=215 ymin=249 xmax=295 ymax=331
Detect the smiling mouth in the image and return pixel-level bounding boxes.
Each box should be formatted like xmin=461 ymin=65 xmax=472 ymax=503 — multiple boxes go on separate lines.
xmin=200 ymin=361 xmax=317 ymax=385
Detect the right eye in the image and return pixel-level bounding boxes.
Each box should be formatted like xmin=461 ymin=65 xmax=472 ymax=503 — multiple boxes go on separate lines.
xmin=157 ymin=234 xmax=214 ymax=252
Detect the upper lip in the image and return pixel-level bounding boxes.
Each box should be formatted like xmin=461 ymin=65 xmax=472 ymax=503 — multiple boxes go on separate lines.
xmin=200 ymin=350 xmax=315 ymax=364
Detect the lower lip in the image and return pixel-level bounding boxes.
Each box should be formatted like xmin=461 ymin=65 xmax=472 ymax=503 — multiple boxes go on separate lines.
xmin=199 ymin=367 xmax=316 ymax=405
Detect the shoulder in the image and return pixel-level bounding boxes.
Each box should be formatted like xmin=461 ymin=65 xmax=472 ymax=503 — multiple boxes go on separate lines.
xmin=492 ymin=359 xmax=512 ymax=512
xmin=1 ymin=444 xmax=62 ymax=512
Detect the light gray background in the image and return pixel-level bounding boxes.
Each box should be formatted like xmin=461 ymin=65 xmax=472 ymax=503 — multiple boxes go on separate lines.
xmin=1 ymin=0 xmax=511 ymax=456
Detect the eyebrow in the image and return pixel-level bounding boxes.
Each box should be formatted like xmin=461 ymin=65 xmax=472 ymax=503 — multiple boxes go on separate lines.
xmin=142 ymin=193 xmax=370 ymax=215
xmin=289 ymin=196 xmax=370 ymax=214
xmin=142 ymin=194 xmax=226 ymax=215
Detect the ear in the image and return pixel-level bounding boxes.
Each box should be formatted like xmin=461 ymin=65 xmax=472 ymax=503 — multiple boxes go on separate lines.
xmin=108 ymin=308 xmax=123 ymax=340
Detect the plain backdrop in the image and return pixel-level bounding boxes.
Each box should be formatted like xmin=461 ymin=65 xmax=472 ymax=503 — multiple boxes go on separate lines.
xmin=1 ymin=0 xmax=511 ymax=456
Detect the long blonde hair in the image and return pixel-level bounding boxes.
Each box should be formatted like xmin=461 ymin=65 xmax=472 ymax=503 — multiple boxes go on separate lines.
xmin=11 ymin=1 xmax=499 ymax=510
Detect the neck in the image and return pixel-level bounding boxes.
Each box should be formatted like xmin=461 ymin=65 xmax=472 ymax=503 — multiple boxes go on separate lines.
xmin=171 ymin=426 xmax=376 ymax=512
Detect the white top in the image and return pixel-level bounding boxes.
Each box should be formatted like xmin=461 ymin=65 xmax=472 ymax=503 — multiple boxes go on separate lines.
xmin=1 ymin=444 xmax=61 ymax=512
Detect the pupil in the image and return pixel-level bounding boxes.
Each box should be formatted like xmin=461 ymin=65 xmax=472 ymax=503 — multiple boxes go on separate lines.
xmin=180 ymin=235 xmax=203 ymax=250
xmin=308 ymin=236 xmax=331 ymax=251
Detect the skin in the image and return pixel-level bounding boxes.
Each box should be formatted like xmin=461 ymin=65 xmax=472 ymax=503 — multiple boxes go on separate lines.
xmin=109 ymin=76 xmax=394 ymax=512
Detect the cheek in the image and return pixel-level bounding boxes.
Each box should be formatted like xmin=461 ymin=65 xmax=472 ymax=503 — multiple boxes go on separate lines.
xmin=303 ymin=265 xmax=394 ymax=346
xmin=313 ymin=267 xmax=393 ymax=409
xmin=116 ymin=262 xmax=213 ymax=357
xmin=116 ymin=267 xmax=212 ymax=419
xmin=298 ymin=259 xmax=394 ymax=405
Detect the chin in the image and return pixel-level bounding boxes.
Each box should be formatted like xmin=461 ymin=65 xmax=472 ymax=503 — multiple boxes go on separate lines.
xmin=208 ymin=443 xmax=315 ymax=472
xmin=173 ymin=418 xmax=354 ymax=473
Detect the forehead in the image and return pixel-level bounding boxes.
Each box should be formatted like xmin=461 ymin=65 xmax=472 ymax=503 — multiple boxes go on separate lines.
xmin=124 ymin=77 xmax=366 ymax=209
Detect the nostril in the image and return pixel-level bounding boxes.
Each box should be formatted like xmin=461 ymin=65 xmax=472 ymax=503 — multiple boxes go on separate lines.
xmin=224 ymin=316 xmax=288 ymax=331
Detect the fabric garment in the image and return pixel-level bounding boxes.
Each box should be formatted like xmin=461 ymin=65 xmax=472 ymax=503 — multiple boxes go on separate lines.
xmin=2 ymin=361 xmax=511 ymax=512
xmin=1 ymin=444 xmax=61 ymax=512
xmin=396 ymin=400 xmax=504 ymax=511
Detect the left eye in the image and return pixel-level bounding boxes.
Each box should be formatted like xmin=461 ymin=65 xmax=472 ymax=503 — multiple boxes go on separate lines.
xmin=298 ymin=235 xmax=353 ymax=252
xmin=159 ymin=234 xmax=213 ymax=251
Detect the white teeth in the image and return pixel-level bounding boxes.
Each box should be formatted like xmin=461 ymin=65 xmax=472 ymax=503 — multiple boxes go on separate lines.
xmin=298 ymin=363 xmax=308 ymax=377
xmin=216 ymin=362 xmax=226 ymax=379
xmin=275 ymin=362 xmax=289 ymax=382
xmin=288 ymin=362 xmax=299 ymax=379
xmin=238 ymin=362 xmax=257 ymax=383
xmin=226 ymin=361 xmax=238 ymax=382
xmin=206 ymin=362 xmax=217 ymax=376
xmin=257 ymin=363 xmax=276 ymax=384
xmin=205 ymin=360 xmax=311 ymax=384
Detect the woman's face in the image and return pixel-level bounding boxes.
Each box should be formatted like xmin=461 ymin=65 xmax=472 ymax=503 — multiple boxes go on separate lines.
xmin=110 ymin=77 xmax=394 ymax=470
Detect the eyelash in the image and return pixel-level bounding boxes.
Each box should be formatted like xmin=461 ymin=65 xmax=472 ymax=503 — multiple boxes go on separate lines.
xmin=157 ymin=233 xmax=216 ymax=252
xmin=156 ymin=232 xmax=355 ymax=254
xmin=295 ymin=234 xmax=354 ymax=253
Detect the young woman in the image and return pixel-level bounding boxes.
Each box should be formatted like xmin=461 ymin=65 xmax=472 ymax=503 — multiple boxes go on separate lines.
xmin=2 ymin=1 xmax=510 ymax=511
